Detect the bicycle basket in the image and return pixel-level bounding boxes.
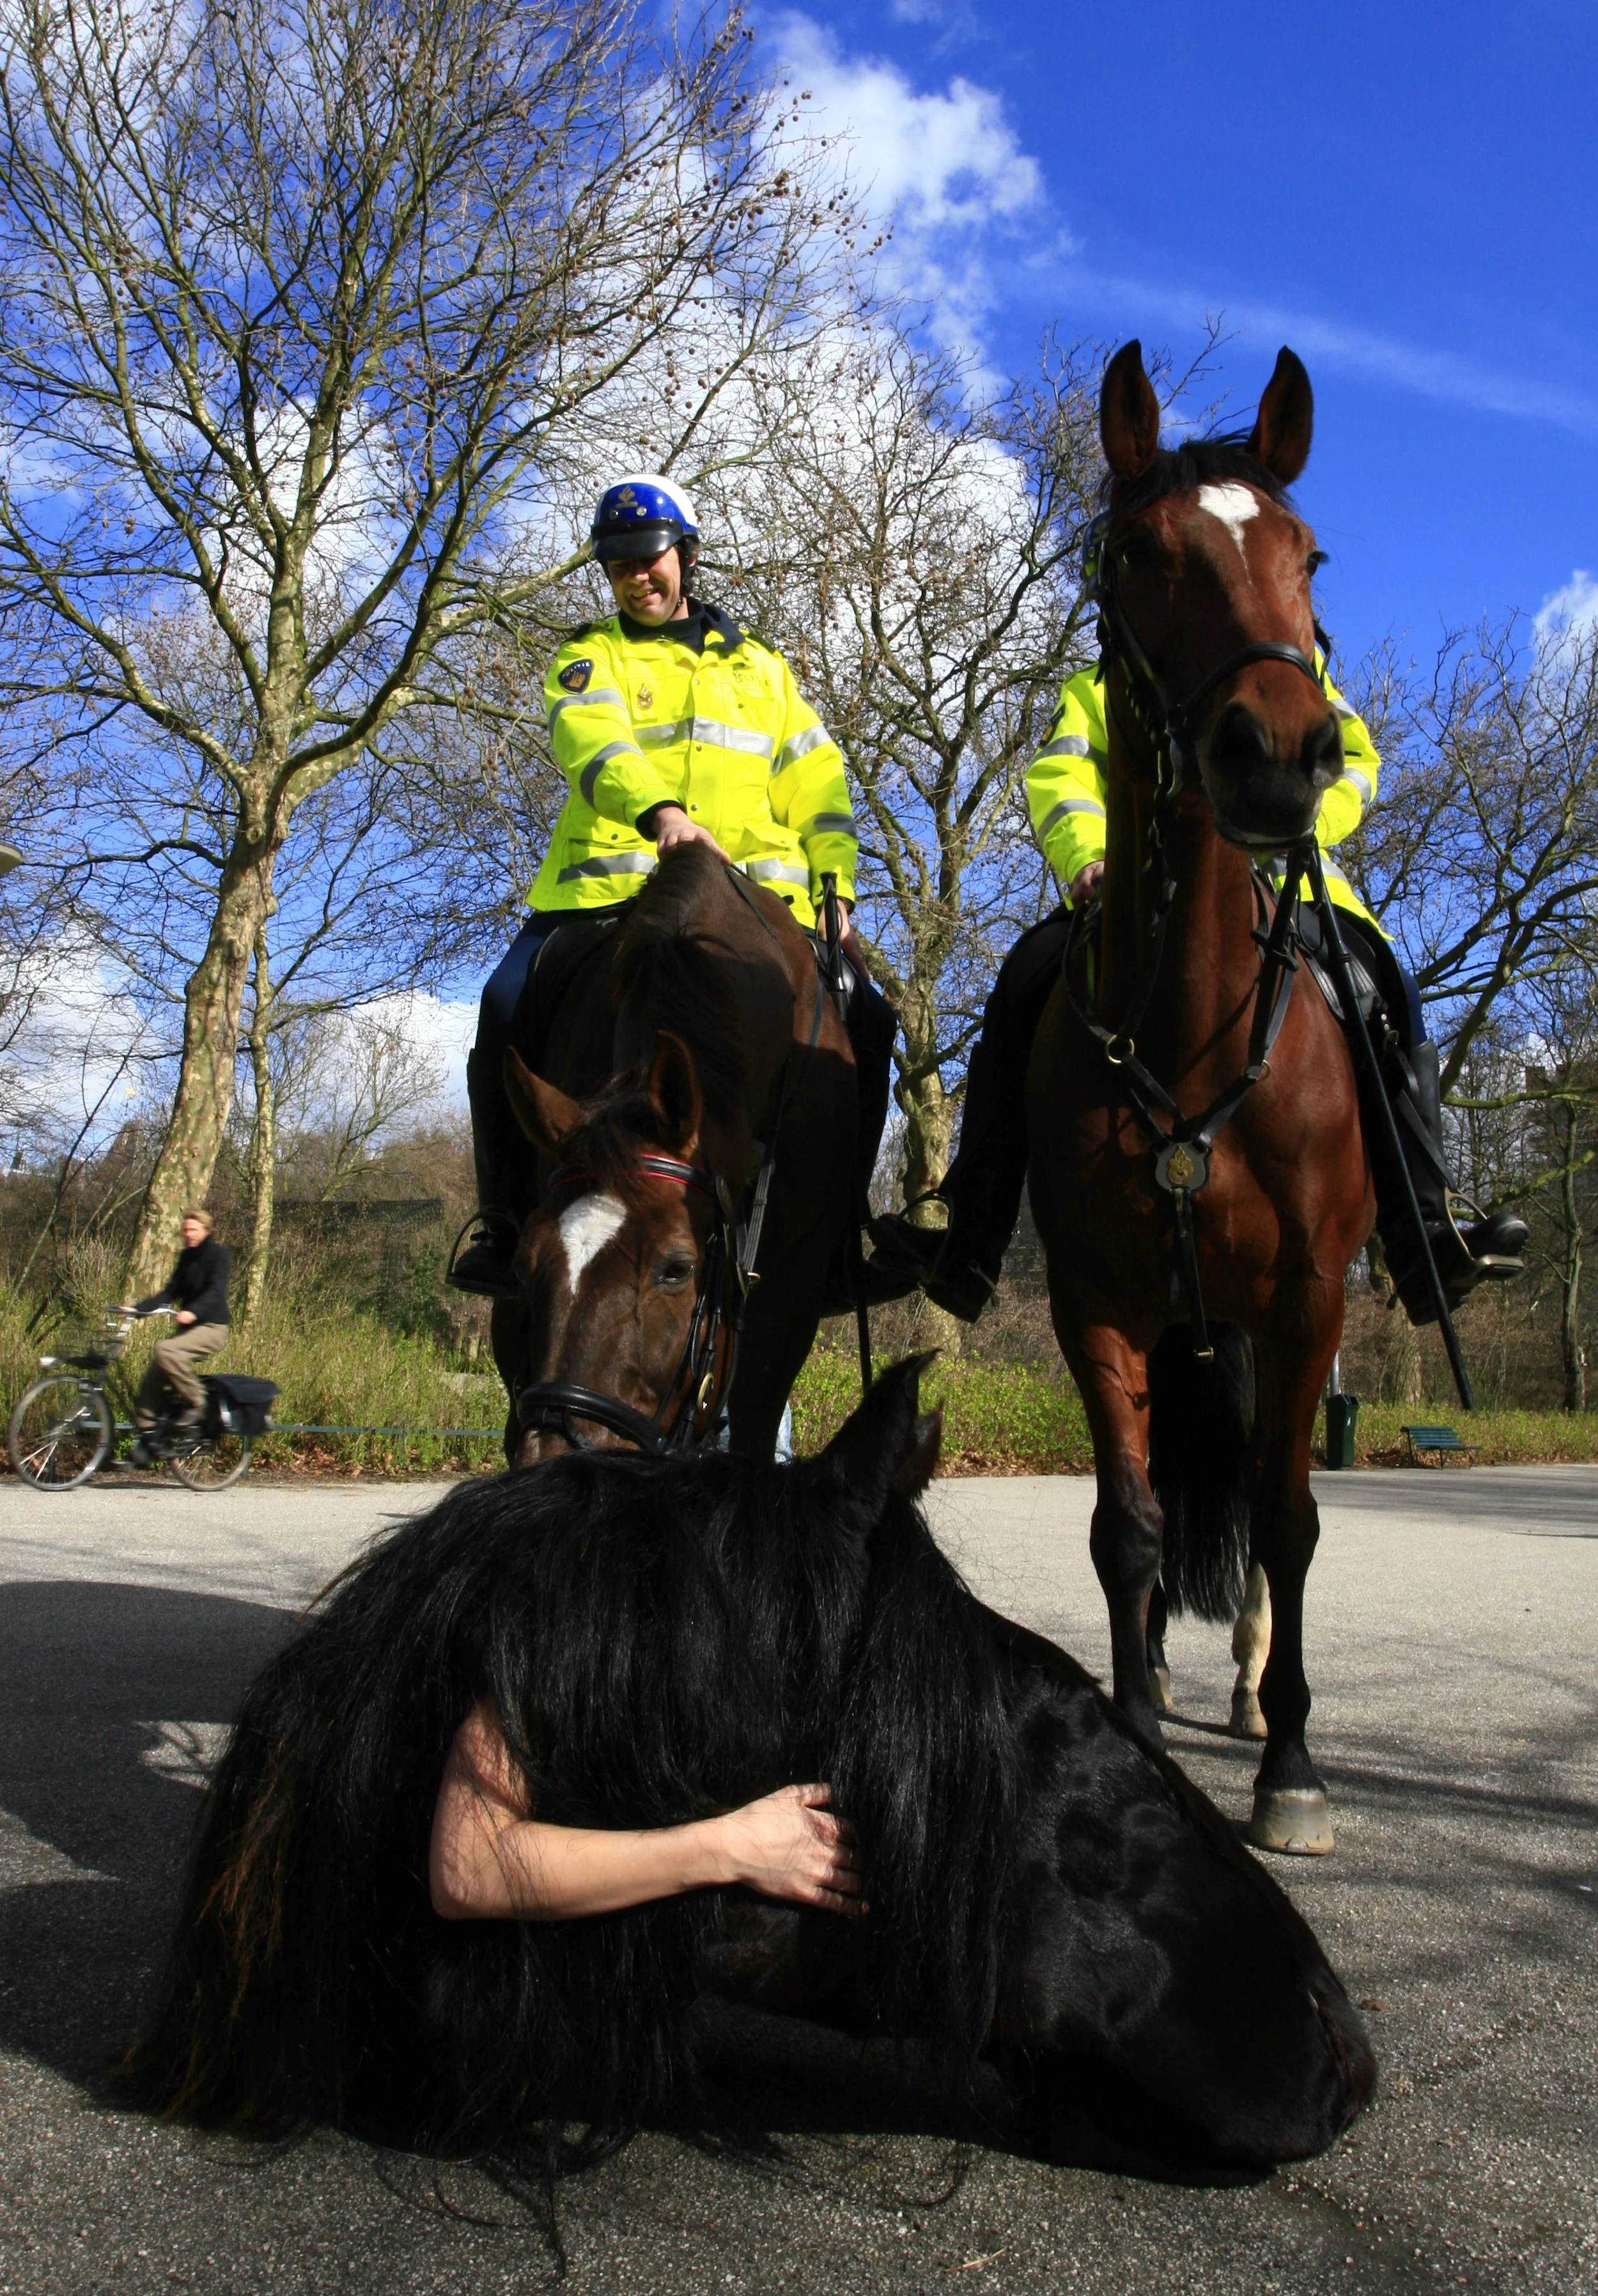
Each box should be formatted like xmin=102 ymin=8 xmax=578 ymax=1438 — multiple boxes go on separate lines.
xmin=206 ymin=1374 xmax=279 ymax=1436
xmin=40 ymin=1317 xmax=128 ymax=1370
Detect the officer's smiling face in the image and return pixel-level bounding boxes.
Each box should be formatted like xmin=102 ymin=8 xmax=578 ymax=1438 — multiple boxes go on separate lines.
xmin=604 ymin=545 xmax=692 ymax=624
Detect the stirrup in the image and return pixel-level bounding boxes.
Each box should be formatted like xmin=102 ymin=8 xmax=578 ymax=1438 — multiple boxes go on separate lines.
xmin=446 ymin=1212 xmax=522 ymax=1299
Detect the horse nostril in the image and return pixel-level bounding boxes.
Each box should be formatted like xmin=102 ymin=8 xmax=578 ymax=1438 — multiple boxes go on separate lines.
xmin=1305 ymin=711 xmax=1343 ymax=784
xmin=1209 ymin=702 xmax=1271 ymax=779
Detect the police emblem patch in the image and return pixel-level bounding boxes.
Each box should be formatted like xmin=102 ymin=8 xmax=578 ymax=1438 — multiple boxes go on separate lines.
xmin=557 ymin=658 xmax=593 ymax=694
xmin=636 ymin=683 xmax=654 ymax=710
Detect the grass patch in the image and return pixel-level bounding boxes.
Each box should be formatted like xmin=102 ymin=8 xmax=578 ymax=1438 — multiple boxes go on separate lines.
xmin=6 ymin=1281 xmax=1598 ymax=1478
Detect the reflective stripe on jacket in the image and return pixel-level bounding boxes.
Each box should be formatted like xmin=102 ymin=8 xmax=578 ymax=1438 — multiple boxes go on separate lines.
xmin=528 ymin=605 xmax=855 ymax=926
xmin=1025 ymin=665 xmax=1381 ymax=927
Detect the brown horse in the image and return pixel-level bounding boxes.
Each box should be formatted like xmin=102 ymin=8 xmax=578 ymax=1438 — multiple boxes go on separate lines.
xmin=1028 ymin=343 xmax=1373 ymax=1856
xmin=490 ymin=844 xmax=857 ymax=1464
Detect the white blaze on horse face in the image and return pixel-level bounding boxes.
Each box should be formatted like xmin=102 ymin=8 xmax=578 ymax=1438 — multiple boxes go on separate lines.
xmin=555 ymin=1191 xmax=627 ymax=1299
xmin=1196 ymin=481 xmax=1261 ymax=562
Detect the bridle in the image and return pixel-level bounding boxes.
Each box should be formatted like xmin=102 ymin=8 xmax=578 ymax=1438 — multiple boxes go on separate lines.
xmin=1061 ymin=499 xmax=1337 ymax=1358
xmin=515 ymin=958 xmax=826 ymax=1456
xmin=515 ymin=1151 xmax=745 ymax=1457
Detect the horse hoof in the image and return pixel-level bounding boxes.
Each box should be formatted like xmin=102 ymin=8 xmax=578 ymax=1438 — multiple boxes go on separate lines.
xmin=1229 ymin=1687 xmax=1267 ymax=1740
xmin=1249 ymin=1788 xmax=1335 ymax=1856
xmin=1150 ymin=1663 xmax=1173 ymax=1712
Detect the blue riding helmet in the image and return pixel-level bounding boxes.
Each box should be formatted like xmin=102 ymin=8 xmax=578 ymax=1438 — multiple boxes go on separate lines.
xmin=589 ymin=473 xmax=701 ymax=564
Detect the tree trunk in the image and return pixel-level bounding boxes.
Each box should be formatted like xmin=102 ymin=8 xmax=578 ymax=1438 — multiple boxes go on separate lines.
xmin=241 ymin=925 xmax=275 ymax=1329
xmin=127 ymin=849 xmax=272 ymax=1292
xmin=1559 ymin=1159 xmax=1585 ymax=1413
xmin=894 ymin=1059 xmax=965 ymax=1356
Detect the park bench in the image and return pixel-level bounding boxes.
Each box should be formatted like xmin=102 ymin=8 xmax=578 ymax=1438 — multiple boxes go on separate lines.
xmin=1401 ymin=1423 xmax=1476 ymax=1466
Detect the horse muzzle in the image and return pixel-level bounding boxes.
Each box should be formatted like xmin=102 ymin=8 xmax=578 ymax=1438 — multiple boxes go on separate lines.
xmin=1200 ymin=702 xmax=1342 ymax=853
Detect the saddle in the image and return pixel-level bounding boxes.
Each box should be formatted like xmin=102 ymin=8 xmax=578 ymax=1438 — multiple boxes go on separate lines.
xmin=510 ymin=911 xmax=623 ymax=1075
xmin=1292 ymin=900 xmax=1382 ymax=1028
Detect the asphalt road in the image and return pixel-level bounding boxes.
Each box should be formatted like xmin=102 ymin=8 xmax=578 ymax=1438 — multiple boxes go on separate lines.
xmin=0 ymin=1462 xmax=1593 ymax=2294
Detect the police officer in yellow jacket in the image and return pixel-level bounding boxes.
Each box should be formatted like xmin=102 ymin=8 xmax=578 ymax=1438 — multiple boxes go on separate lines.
xmin=452 ymin=474 xmax=894 ymax=1297
xmin=868 ymin=664 xmax=1525 ymax=1324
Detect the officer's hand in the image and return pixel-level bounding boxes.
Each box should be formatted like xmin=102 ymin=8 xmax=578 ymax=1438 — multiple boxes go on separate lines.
xmin=1069 ymin=860 xmax=1105 ymax=904
xmin=650 ymin=803 xmax=729 ymax=862
xmin=837 ymin=907 xmax=867 ymax=973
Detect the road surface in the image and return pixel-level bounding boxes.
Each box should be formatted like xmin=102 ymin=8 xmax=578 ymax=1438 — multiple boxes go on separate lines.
xmin=1 ymin=1464 xmax=1593 ymax=2292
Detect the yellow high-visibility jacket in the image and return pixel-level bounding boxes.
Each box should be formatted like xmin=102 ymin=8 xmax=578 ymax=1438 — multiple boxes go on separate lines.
xmin=527 ymin=603 xmax=856 ymax=927
xmin=1026 ymin=665 xmax=1381 ymax=926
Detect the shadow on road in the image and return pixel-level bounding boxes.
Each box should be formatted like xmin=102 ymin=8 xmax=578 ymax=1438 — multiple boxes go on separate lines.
xmin=0 ymin=1579 xmax=296 ymax=2080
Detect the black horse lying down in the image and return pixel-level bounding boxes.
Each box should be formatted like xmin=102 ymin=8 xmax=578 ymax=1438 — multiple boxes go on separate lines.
xmin=115 ymin=1357 xmax=1373 ymax=2175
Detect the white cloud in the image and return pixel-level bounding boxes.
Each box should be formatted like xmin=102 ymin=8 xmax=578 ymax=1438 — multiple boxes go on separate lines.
xmin=378 ymin=989 xmax=476 ymax=1113
xmin=776 ymin=16 xmax=1039 ymax=229
xmin=770 ymin=15 xmax=1051 ymax=362
xmin=1535 ymin=569 xmax=1598 ymax=649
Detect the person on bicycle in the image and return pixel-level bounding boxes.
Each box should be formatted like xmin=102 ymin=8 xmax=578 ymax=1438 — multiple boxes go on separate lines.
xmin=449 ymin=470 xmax=896 ymax=1303
xmin=120 ymin=1209 xmax=230 ymax=1461
xmin=866 ymin=662 xmax=1528 ymax=1325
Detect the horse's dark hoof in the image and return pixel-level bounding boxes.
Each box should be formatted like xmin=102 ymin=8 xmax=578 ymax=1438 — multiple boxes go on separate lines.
xmin=1249 ymin=1787 xmax=1334 ymax=1856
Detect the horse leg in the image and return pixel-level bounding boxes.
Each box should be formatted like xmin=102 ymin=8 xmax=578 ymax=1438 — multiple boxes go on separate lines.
xmin=1145 ymin=1581 xmax=1173 ymax=1714
xmin=1247 ymin=1335 xmax=1337 ymax=1854
xmin=1071 ymin=1334 xmax=1165 ymax=1739
xmin=1229 ymin=1562 xmax=1271 ymax=1739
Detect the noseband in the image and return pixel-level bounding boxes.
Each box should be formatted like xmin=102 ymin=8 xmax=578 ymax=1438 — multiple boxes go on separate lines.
xmin=515 ymin=1152 xmax=745 ymax=1457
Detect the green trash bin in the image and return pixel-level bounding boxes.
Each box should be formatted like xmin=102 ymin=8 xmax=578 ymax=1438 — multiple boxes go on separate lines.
xmin=1324 ymin=1392 xmax=1359 ymax=1470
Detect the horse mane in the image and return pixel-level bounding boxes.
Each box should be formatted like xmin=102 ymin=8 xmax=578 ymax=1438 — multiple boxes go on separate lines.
xmin=556 ymin=849 xmax=773 ymax=1189
xmin=110 ymin=1439 xmax=1016 ymax=2164
xmin=1103 ymin=430 xmax=1292 ymax=518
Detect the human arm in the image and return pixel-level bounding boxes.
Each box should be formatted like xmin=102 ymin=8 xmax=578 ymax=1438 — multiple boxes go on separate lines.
xmin=544 ymin=632 xmax=679 ymax=836
xmin=766 ymin=657 xmax=857 ymax=910
xmin=1027 ymin=670 xmax=1109 ymax=899
xmin=1314 ymin=669 xmax=1381 ymax=851
xmin=428 ymin=1700 xmax=864 ymax=1923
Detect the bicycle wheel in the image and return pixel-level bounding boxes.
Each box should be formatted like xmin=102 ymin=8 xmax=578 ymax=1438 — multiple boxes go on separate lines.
xmin=7 ymin=1377 xmax=113 ymax=1489
xmin=170 ymin=1429 xmax=252 ymax=1491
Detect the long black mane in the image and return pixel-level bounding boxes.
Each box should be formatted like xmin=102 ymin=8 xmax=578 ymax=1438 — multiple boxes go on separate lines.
xmin=114 ymin=1413 xmax=1015 ymax=2161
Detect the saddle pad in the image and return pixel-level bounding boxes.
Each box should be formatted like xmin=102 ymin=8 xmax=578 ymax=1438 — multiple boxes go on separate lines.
xmin=512 ymin=912 xmax=623 ymax=1076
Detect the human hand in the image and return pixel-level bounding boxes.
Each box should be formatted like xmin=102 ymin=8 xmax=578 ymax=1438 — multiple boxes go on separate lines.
xmin=1069 ymin=860 xmax=1105 ymax=904
xmin=837 ymin=906 xmax=867 ymax=973
xmin=648 ymin=803 xmax=729 ymax=862
xmin=175 ymin=1309 xmax=195 ymax=1326
xmin=709 ymin=1783 xmax=864 ymax=1915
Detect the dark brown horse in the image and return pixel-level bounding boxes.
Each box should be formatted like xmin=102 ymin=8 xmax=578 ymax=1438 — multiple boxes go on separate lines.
xmin=1028 ymin=343 xmax=1373 ymax=1856
xmin=490 ymin=844 xmax=856 ymax=1464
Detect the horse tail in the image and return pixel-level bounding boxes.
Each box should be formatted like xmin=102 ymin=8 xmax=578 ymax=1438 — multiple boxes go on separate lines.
xmin=1147 ymin=1323 xmax=1253 ymax=1622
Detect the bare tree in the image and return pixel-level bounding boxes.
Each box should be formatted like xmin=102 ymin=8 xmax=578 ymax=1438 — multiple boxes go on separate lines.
xmin=725 ymin=332 xmax=1103 ymax=1204
xmin=0 ymin=0 xmax=859 ymax=1285
xmin=1344 ymin=617 xmax=1598 ymax=1094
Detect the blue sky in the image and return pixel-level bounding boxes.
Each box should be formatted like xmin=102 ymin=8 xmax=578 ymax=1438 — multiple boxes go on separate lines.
xmin=761 ymin=0 xmax=1598 ymax=671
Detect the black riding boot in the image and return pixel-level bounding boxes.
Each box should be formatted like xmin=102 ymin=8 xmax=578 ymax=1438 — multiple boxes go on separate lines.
xmin=449 ymin=1045 xmax=531 ymax=1298
xmin=865 ymin=909 xmax=1070 ymax=1323
xmin=1369 ymin=1038 xmax=1527 ymax=1324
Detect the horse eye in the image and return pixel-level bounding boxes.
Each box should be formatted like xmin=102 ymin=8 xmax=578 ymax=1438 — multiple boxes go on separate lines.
xmin=654 ymin=1255 xmax=696 ymax=1289
xmin=1307 ymin=550 xmax=1328 ymax=576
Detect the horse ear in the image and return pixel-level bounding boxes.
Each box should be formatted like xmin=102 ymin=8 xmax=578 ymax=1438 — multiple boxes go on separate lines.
xmin=504 ymin=1048 xmax=582 ymax=1150
xmin=647 ymin=1030 xmax=702 ymax=1154
xmin=1247 ymin=346 xmax=1314 ymax=484
xmin=820 ymin=1352 xmax=941 ymax=1535
xmin=1100 ymin=340 xmax=1161 ymax=481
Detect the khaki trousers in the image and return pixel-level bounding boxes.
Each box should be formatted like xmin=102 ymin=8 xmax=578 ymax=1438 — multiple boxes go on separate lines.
xmin=136 ymin=1323 xmax=228 ymax=1429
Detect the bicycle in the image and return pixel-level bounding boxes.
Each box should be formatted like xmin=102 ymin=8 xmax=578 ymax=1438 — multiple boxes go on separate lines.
xmin=6 ymin=1313 xmax=277 ymax=1492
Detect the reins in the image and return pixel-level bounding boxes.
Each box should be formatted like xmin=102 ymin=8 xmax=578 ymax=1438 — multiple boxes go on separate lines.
xmin=1067 ymin=508 xmax=1334 ymax=1361
xmin=1071 ymin=500 xmax=1475 ymax=1404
